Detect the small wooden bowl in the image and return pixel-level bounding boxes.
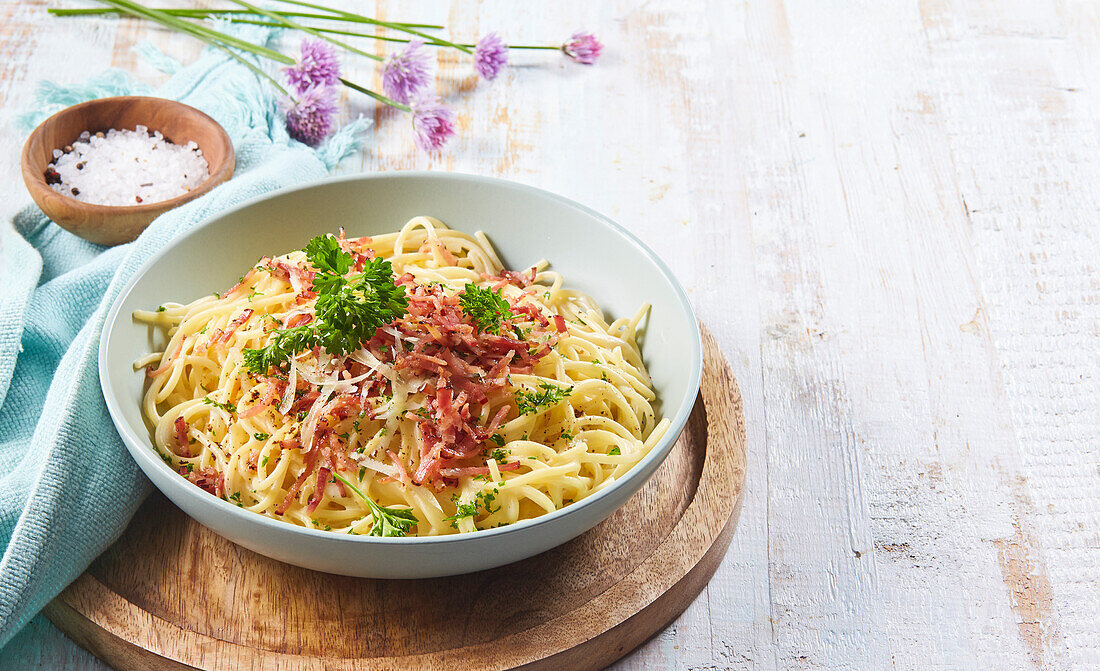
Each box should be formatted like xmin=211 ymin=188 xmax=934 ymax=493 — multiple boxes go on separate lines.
xmin=21 ymin=96 xmax=235 ymax=246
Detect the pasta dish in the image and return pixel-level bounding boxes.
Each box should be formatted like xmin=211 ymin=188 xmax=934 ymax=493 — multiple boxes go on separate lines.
xmin=135 ymin=217 xmax=667 ymax=536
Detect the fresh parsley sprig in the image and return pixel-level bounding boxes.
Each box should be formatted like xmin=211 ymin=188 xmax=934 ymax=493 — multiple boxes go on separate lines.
xmin=332 ymin=472 xmax=418 ymax=537
xmin=514 ymin=382 xmax=573 ymax=415
xmin=460 ymin=284 xmax=515 ymax=334
xmin=243 ymin=235 xmax=408 ymax=374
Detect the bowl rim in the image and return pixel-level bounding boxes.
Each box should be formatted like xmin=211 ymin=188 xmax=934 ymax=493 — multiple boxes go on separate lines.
xmin=21 ymin=95 xmax=235 ymax=214
xmin=99 ymin=171 xmax=703 ymax=545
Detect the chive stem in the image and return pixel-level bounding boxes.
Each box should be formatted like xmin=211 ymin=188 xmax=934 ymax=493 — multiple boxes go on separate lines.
xmin=223 ymin=0 xmax=383 ymax=62
xmin=90 ymin=0 xmax=398 ymax=110
xmin=267 ymin=0 xmax=475 ymax=54
xmin=49 ymin=6 xmax=443 ymax=30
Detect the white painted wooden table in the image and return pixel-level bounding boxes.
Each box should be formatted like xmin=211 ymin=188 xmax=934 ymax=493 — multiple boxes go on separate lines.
xmin=2 ymin=0 xmax=1099 ymax=669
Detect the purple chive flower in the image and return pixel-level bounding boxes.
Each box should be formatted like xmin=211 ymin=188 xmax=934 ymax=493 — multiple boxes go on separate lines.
xmin=410 ymin=93 xmax=455 ymax=152
xmin=285 ymin=39 xmax=341 ymax=93
xmin=474 ymin=32 xmax=509 ymax=80
xmin=562 ymin=31 xmax=603 ymax=65
xmin=382 ymin=39 xmax=433 ymax=104
xmin=285 ymin=85 xmax=338 ymax=147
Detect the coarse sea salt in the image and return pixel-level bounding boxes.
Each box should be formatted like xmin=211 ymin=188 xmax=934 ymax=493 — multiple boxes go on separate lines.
xmin=44 ymin=126 xmax=210 ymax=207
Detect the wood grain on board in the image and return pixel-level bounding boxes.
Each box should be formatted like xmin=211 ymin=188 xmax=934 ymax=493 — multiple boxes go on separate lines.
xmin=42 ymin=326 xmax=746 ymax=671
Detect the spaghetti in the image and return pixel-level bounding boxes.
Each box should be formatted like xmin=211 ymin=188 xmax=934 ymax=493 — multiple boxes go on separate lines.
xmin=136 ymin=217 xmax=668 ymax=536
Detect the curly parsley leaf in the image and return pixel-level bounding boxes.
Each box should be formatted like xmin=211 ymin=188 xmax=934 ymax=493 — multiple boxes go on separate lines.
xmin=313 ymin=256 xmax=408 ymax=355
xmin=460 ymin=284 xmax=515 ymax=334
xmin=332 ymin=473 xmax=418 ymax=537
xmin=304 ymin=234 xmax=352 ymax=276
xmin=514 ymin=382 xmax=573 ymax=415
xmin=242 ymin=235 xmax=408 ymax=374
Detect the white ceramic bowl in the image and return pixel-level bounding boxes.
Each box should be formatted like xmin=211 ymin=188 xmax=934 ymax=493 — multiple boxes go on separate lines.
xmin=100 ymin=172 xmax=701 ymax=578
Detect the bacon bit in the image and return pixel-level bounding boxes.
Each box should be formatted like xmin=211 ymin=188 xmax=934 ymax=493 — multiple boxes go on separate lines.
xmin=247 ymin=450 xmax=259 ymax=470
xmin=186 ymin=466 xmax=224 ymax=498
xmin=505 ymin=268 xmax=537 ymax=287
xmin=280 ymin=437 xmax=300 ymax=451
xmin=289 ymin=389 xmax=319 ymax=415
xmin=433 ymin=238 xmax=458 ymax=265
xmin=239 ymin=376 xmax=286 ymax=418
xmin=269 ymin=262 xmax=292 ymax=282
xmin=388 ymin=449 xmax=412 ymax=488
xmin=438 ymin=460 xmax=522 ymax=478
xmin=276 ymin=448 xmax=318 ymax=515
xmin=329 ymin=394 xmax=361 ymax=419
xmin=277 ymin=471 xmax=310 ymax=515
xmin=174 ymin=416 xmax=191 ymax=458
xmin=308 ymin=418 xmax=333 ymax=454
xmin=203 ymin=330 xmax=224 ymax=350
xmin=218 ymin=309 xmax=254 ymax=343
xmin=307 ymin=467 xmax=331 ymax=513
xmin=512 ymin=302 xmax=549 ymax=327
xmin=486 ymin=352 xmax=514 ymax=383
xmin=338 ymin=234 xmax=372 ymax=252
xmin=223 ymin=268 xmax=256 ymax=296
xmin=553 ymin=315 xmax=567 ymax=333
xmin=484 ymin=406 xmax=510 ymax=436
xmin=286 ymin=313 xmax=313 ymax=328
xmin=146 ymin=341 xmax=183 ymax=378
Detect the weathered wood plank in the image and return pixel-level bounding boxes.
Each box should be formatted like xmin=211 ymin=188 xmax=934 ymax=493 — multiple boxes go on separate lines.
xmin=2 ymin=0 xmax=1098 ymax=669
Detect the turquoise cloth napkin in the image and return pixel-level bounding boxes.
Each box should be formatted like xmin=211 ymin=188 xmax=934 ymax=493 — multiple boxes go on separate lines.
xmin=0 ymin=28 xmax=368 ymax=655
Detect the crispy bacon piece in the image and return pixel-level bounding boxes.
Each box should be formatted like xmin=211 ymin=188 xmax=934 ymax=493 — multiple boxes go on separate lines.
xmin=286 ymin=313 xmax=313 ymax=328
xmin=512 ymin=302 xmax=549 ymax=327
xmin=484 ymin=406 xmax=510 ymax=437
xmin=218 ymin=309 xmax=254 ymax=343
xmin=434 ymin=239 xmax=458 ymax=265
xmin=174 ymin=416 xmax=192 ymax=458
xmin=388 ymin=450 xmax=412 ymax=488
xmin=239 ymin=376 xmax=287 ymax=419
xmin=223 ymin=268 xmax=256 ymax=296
xmin=491 ymin=267 xmax=536 ymax=288
xmin=553 ymin=314 xmax=567 ymax=333
xmin=186 ymin=466 xmax=224 ymax=498
xmin=289 ymin=389 xmax=320 ymax=415
xmin=146 ymin=341 xmax=183 ymax=378
xmin=276 ymin=447 xmax=318 ymax=515
xmin=329 ymin=394 xmax=361 ymax=420
xmin=307 ymin=467 xmax=331 ymax=514
xmin=438 ymin=461 xmax=522 ymax=478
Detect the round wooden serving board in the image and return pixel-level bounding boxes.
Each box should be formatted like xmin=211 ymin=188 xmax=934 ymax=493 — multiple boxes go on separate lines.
xmin=45 ymin=326 xmax=746 ymax=670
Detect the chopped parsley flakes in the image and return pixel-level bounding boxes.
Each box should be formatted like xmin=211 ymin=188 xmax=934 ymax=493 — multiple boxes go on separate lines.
xmin=459 ymin=284 xmax=515 ymax=334
xmin=202 ymin=396 xmax=236 ymax=413
xmin=514 ymin=382 xmax=573 ymax=415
